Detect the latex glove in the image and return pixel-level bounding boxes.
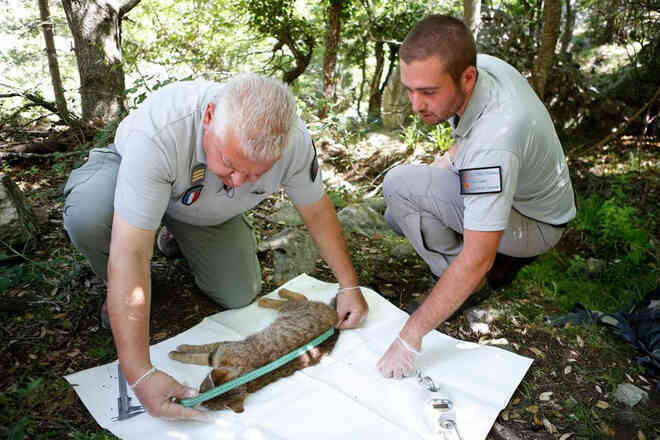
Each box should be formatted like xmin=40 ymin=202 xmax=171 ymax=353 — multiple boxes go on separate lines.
xmin=132 ymin=369 xmax=210 ymax=422
xmin=335 ymin=288 xmax=369 ymax=329
xmin=377 ymin=336 xmax=421 ymax=379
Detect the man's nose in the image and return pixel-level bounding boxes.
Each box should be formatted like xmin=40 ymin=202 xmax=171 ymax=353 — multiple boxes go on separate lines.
xmin=409 ymin=92 xmax=425 ymax=113
xmin=231 ymin=171 xmax=246 ymax=187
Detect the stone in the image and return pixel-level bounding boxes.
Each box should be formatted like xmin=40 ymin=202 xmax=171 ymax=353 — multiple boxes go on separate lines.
xmin=362 ymin=196 xmax=386 ymax=214
xmin=0 ymin=173 xmax=38 ymax=248
xmin=391 ymin=242 xmax=416 ymax=258
xmin=337 ymin=203 xmax=389 ymax=237
xmin=612 ymin=383 xmax=649 ymax=407
xmin=258 ymin=228 xmax=318 ymax=285
xmin=465 ymin=307 xmax=504 ymax=324
xmin=382 ymin=65 xmax=413 ymax=129
xmin=266 ymin=204 xmax=302 ymax=226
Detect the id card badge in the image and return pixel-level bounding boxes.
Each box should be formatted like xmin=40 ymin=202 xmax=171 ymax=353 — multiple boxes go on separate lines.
xmin=459 ymin=166 xmax=502 ymax=195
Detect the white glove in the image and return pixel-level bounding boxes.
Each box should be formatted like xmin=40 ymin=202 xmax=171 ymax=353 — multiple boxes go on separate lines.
xmin=377 ymin=336 xmax=422 ymax=379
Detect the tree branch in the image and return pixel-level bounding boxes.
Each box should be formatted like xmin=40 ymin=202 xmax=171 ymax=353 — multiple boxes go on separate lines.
xmin=119 ymin=0 xmax=141 ymax=17
xmin=575 ymin=86 xmax=660 ymax=155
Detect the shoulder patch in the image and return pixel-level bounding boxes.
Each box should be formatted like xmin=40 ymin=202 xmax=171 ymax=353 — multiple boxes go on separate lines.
xmin=459 ymin=166 xmax=502 ymax=195
xmin=310 ymin=139 xmax=319 ymax=182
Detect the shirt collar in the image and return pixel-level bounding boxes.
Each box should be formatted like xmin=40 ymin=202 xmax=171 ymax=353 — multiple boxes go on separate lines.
xmin=453 ymin=66 xmax=492 ymax=138
xmin=195 ymin=103 xmax=210 ymax=166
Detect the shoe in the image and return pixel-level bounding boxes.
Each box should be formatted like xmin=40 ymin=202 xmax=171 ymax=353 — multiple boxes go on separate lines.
xmin=157 ymin=226 xmax=182 ymax=258
xmin=100 ymin=302 xmax=111 ymax=330
xmin=487 ymin=253 xmax=538 ymax=290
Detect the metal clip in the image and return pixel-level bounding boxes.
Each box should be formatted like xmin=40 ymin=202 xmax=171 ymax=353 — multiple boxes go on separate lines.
xmin=417 ymin=371 xmax=464 ymax=440
xmin=112 ymin=364 xmax=145 ymax=421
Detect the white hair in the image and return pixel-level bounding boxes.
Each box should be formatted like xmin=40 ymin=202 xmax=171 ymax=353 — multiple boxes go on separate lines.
xmin=210 ymin=73 xmax=297 ymax=162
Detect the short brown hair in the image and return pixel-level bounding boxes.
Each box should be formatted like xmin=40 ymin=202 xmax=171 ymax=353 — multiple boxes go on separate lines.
xmin=400 ymin=15 xmax=477 ymax=82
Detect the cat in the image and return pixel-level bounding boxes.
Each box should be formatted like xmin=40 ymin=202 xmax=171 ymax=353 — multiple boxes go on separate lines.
xmin=168 ymin=289 xmax=340 ymax=413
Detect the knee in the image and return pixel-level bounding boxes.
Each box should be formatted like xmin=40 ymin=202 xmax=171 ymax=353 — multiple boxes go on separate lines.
xmin=63 ymin=202 xmax=112 ymax=253
xmin=383 ymin=165 xmax=416 ymax=200
xmin=198 ymin=276 xmax=261 ymax=310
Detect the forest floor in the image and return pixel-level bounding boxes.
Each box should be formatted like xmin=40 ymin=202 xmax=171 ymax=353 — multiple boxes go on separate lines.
xmin=0 ymin=125 xmax=658 ymax=439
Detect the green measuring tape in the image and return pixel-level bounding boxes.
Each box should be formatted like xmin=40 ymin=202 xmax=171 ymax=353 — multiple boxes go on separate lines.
xmin=179 ymin=327 xmax=335 ymax=408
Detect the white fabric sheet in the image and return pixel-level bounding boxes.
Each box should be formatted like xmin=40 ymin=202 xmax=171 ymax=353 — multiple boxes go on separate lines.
xmin=66 ymin=273 xmax=532 ymax=439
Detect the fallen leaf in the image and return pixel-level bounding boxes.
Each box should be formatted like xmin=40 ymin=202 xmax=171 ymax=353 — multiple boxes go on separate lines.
xmin=564 ymin=366 xmax=572 ymax=374
xmin=501 ymin=410 xmax=509 ymax=421
xmin=67 ymin=348 xmax=81 ymax=358
xmin=54 ymin=313 xmax=67 ymax=319
xmin=595 ymin=400 xmax=610 ymax=409
xmin=526 ymin=405 xmax=539 ymax=414
xmin=625 ymin=373 xmax=635 ymax=383
xmin=511 ymin=398 xmax=520 ymax=405
xmin=539 ymin=391 xmax=553 ymax=401
xmin=529 ymin=347 xmax=545 ymax=358
xmin=543 ymin=417 xmax=555 ymax=434
xmin=601 ymin=423 xmax=615 ymax=436
xmin=576 ymin=335 xmax=584 ymax=347
xmin=638 ymin=430 xmax=646 ymax=440
xmin=560 ymin=433 xmax=574 ymax=440
xmin=28 ymin=354 xmax=37 ymax=360
xmin=595 ymin=385 xmax=602 ymax=394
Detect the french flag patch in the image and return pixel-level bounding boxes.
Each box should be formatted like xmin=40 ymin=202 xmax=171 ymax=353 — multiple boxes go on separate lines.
xmin=182 ymin=185 xmax=203 ymax=205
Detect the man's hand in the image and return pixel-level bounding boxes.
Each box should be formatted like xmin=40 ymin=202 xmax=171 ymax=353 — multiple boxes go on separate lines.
xmin=335 ymin=288 xmax=368 ymax=329
xmin=133 ymin=369 xmax=210 ymax=422
xmin=377 ymin=335 xmax=421 ymax=379
xmin=431 ymin=144 xmax=456 ymax=169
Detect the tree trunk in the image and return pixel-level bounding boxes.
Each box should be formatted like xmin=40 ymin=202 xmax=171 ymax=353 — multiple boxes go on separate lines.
xmin=61 ymin=0 xmax=140 ymax=124
xmin=559 ymin=0 xmax=576 ymax=58
xmin=532 ymin=0 xmax=562 ymax=99
xmin=0 ymin=174 xmax=38 ymax=249
xmin=279 ymin=31 xmax=315 ymax=85
xmin=38 ymin=0 xmax=70 ymax=123
xmin=463 ymin=0 xmax=482 ymax=42
xmin=319 ymin=0 xmax=344 ymax=119
xmin=367 ymin=41 xmax=385 ymax=121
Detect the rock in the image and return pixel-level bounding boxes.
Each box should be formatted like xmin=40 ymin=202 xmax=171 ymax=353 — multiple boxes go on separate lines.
xmin=382 ymin=65 xmax=413 ymax=129
xmin=258 ymin=228 xmax=318 ymax=284
xmin=470 ymin=322 xmax=491 ymax=335
xmin=613 ymin=383 xmax=649 ymax=407
xmin=391 ymin=242 xmax=416 ymax=258
xmin=266 ymin=204 xmax=302 ymax=226
xmin=586 ymin=257 xmax=605 ymax=274
xmin=0 ymin=173 xmax=38 ymax=248
xmin=365 ymin=132 xmax=394 ymax=149
xmin=492 ymin=422 xmax=523 ymax=440
xmin=362 ymin=196 xmax=386 ymax=214
xmin=337 ymin=204 xmax=389 ymax=237
xmin=465 ymin=307 xmax=504 ymax=324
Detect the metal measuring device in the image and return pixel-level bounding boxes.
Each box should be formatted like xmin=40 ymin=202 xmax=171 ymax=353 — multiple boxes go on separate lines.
xmin=417 ymin=371 xmax=464 ymax=440
xmin=112 ymin=363 xmax=145 ymax=421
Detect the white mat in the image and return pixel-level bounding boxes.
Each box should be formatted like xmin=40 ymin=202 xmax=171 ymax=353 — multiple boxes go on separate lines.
xmin=66 ymin=273 xmax=532 ymax=439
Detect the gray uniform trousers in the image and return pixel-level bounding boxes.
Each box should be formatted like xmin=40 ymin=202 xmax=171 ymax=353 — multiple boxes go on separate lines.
xmin=382 ymin=164 xmax=564 ymax=278
xmin=62 ymin=146 xmax=261 ymax=309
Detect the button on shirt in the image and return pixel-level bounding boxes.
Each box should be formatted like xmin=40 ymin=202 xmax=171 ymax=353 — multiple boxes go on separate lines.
xmin=452 ymin=55 xmax=576 ymax=231
xmin=113 ymin=80 xmax=324 ymax=230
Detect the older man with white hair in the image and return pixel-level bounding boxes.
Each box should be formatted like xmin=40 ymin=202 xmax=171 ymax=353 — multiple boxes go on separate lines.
xmin=63 ymin=73 xmax=368 ymax=421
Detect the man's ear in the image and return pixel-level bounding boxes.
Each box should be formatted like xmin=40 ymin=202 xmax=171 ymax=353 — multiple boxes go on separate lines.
xmin=461 ymin=66 xmax=477 ymax=93
xmin=203 ymin=103 xmax=215 ymax=129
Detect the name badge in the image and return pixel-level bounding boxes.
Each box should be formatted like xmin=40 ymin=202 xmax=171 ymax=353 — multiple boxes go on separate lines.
xmin=459 ymin=166 xmax=502 ymax=195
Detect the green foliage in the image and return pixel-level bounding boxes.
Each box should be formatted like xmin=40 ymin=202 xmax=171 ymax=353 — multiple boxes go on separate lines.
xmin=519 ymin=185 xmax=656 ymax=312
xmin=400 ymin=114 xmax=422 ymax=152
xmin=428 ymin=122 xmax=453 ymax=152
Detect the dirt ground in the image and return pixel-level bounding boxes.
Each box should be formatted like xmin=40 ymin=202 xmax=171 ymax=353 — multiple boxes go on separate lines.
xmin=0 ymin=130 xmax=658 ymax=439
